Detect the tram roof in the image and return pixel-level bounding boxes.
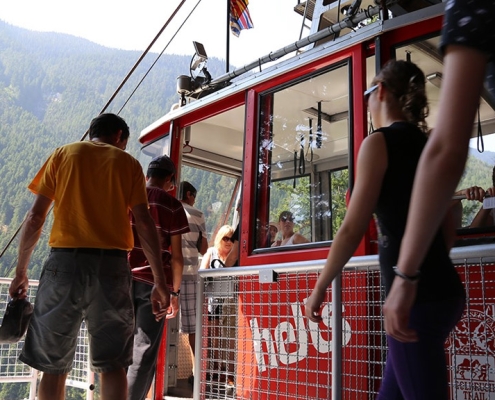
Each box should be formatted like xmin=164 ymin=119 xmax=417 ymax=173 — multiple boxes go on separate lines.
xmin=140 ymin=2 xmax=445 ymax=142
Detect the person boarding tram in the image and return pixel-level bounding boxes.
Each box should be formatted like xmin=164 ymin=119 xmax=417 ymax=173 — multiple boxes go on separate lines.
xmin=127 ymin=155 xmax=190 ymax=400
xmin=9 ymin=113 xmax=170 ymax=400
xmin=305 ymin=60 xmax=465 ymax=400
xmin=389 ymin=0 xmax=495 ymax=343
xmin=178 ymin=181 xmax=208 ymax=386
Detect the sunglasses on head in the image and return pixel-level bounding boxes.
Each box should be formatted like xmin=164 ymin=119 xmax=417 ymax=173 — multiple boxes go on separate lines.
xmin=364 ymin=84 xmax=379 ymax=101
xmin=222 ymin=236 xmax=235 ymax=243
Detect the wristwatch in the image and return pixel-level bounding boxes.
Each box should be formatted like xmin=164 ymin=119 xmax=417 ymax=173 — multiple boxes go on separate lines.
xmin=170 ymin=290 xmax=180 ymax=297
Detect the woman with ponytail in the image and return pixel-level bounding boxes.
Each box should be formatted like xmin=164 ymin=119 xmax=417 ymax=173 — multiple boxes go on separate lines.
xmin=305 ymin=59 xmax=465 ymax=400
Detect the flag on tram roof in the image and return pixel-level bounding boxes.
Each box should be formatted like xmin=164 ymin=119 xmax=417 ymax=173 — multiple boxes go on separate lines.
xmin=230 ymin=0 xmax=254 ymax=37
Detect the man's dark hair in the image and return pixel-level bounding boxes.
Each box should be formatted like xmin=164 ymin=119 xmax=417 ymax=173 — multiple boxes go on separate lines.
xmin=179 ymin=181 xmax=197 ymax=200
xmin=89 ymin=113 xmax=130 ymax=141
xmin=146 ymin=169 xmax=174 ymax=180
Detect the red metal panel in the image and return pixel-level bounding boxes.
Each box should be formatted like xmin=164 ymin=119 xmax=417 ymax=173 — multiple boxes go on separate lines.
xmin=140 ymin=121 xmax=171 ymax=145
xmin=154 ymin=320 xmax=168 ymax=400
xmin=239 ymin=89 xmax=257 ymax=266
xmin=352 ymin=42 xmax=376 ymax=257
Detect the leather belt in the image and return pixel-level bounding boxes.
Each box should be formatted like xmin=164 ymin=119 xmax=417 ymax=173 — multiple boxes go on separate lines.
xmin=51 ymin=247 xmax=128 ymax=258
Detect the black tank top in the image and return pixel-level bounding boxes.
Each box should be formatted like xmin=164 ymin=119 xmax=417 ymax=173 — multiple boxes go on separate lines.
xmin=374 ymin=122 xmax=464 ymax=302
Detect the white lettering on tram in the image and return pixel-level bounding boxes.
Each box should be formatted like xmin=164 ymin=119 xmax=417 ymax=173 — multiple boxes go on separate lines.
xmin=249 ymin=299 xmax=352 ymax=373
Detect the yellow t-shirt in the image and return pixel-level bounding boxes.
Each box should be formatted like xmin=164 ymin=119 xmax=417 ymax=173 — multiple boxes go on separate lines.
xmin=28 ymin=141 xmax=148 ymax=250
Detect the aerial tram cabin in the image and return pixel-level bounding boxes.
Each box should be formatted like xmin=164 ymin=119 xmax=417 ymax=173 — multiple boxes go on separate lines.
xmin=135 ymin=1 xmax=495 ymax=399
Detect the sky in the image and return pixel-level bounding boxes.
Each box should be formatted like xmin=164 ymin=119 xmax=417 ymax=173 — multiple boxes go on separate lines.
xmin=1 ymin=0 xmax=304 ymax=67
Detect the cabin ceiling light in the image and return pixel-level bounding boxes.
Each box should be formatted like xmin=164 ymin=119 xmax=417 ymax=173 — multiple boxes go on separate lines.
xmin=426 ymin=72 xmax=442 ymax=89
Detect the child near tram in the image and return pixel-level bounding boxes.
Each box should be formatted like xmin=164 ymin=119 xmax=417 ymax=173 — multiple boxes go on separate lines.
xmin=305 ymin=60 xmax=465 ymax=400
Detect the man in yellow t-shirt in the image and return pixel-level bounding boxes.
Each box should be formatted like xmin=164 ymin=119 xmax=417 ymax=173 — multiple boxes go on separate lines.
xmin=8 ymin=113 xmax=170 ymax=400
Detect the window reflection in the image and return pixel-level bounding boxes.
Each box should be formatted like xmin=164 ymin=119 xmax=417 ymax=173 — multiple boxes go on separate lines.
xmin=138 ymin=135 xmax=171 ymax=172
xmin=395 ymin=36 xmax=495 ymax=231
xmin=255 ymin=63 xmax=351 ymax=250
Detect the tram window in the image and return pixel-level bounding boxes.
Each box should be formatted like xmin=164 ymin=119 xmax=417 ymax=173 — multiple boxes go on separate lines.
xmin=254 ymin=63 xmax=351 ymax=250
xmin=181 ymin=164 xmax=240 ymax=244
xmin=138 ymin=135 xmax=171 ymax=172
xmin=455 ymin=132 xmax=495 ymax=229
xmin=267 ymin=176 xmax=312 ymax=246
xmin=395 ymin=35 xmax=495 ymax=232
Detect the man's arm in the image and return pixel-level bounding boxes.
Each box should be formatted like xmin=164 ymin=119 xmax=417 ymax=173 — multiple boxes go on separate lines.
xmin=200 ymin=248 xmax=212 ymax=269
xmin=166 ymin=234 xmax=184 ymax=319
xmin=199 ymin=236 xmax=208 ymax=255
xmin=9 ymin=194 xmax=52 ymax=298
xmin=131 ymin=203 xmax=170 ymax=316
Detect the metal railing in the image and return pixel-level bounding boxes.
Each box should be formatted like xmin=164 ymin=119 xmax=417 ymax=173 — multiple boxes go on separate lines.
xmin=194 ymin=244 xmax=495 ymax=400
xmin=1 ymin=243 xmax=495 ymax=399
xmin=0 ymin=278 xmax=94 ymax=400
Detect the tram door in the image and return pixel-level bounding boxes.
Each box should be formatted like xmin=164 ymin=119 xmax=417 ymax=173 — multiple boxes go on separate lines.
xmin=165 ymin=106 xmax=244 ymax=390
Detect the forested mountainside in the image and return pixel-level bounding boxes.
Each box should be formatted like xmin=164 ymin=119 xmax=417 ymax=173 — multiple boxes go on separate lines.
xmin=1 ymin=19 xmax=494 ymax=281
xmin=0 ymin=20 xmax=227 ymax=279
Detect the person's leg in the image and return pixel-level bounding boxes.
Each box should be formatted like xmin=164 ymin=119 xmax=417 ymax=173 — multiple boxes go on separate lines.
xmin=376 ymin=355 xmax=403 ymax=400
xmin=378 ymin=297 xmax=465 ymax=400
xmin=85 ymin=255 xmax=134 ymax=394
xmin=101 ymin=368 xmax=128 ymax=400
xmin=180 ymin=275 xmax=197 ymax=357
xmin=221 ymin=299 xmax=237 ymax=385
xmin=127 ymin=281 xmax=166 ymax=400
xmin=188 ymin=333 xmax=196 ymax=356
xmin=38 ymin=373 xmax=67 ymax=400
xmin=20 ymin=252 xmax=83 ymax=386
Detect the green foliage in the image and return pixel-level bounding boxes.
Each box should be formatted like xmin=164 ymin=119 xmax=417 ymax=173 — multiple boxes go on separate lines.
xmin=65 ymin=386 xmax=87 ymax=400
xmin=330 ymin=168 xmax=349 ymax=237
xmin=0 ymin=382 xmax=29 ymax=400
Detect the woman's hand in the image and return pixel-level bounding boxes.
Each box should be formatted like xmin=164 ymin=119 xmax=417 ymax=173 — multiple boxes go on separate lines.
xmin=382 ymin=277 xmax=418 ymax=342
xmin=305 ymin=287 xmax=326 ymax=323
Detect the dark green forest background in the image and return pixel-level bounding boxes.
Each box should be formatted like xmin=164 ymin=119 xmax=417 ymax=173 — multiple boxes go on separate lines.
xmin=0 ymin=20 xmax=231 ymax=282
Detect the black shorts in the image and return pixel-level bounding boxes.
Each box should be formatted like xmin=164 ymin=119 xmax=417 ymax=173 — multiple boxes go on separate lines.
xmin=20 ymin=250 xmax=134 ymax=374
